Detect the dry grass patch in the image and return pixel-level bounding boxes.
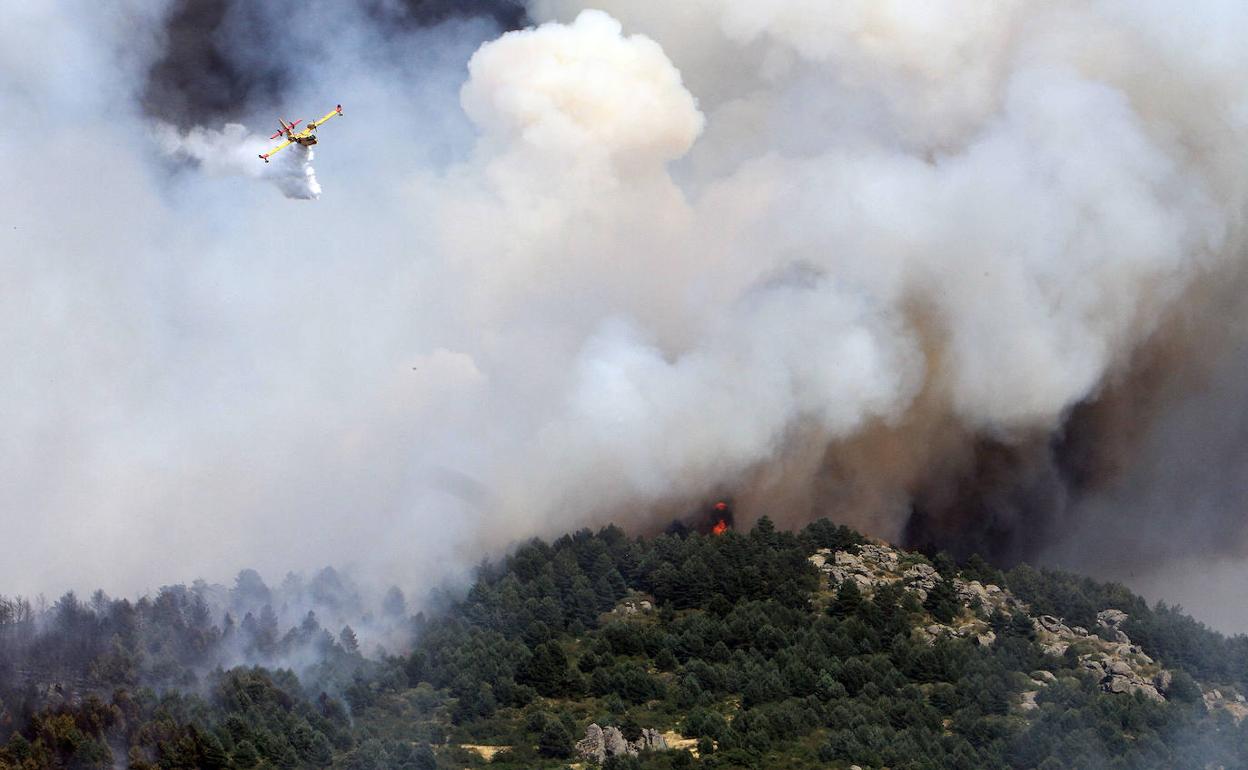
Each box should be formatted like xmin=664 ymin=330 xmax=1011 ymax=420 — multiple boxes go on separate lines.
xmin=459 ymin=744 xmax=509 ymax=761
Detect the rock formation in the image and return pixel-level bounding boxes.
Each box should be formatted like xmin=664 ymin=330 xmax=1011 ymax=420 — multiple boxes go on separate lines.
xmin=576 ymin=723 xmax=669 ymax=764
xmin=575 ymin=724 xmax=606 ymax=764
xmin=808 ymin=542 xmax=1182 ymax=709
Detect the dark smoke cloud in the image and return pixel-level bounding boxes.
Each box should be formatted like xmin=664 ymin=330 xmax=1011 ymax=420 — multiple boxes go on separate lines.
xmin=386 ymin=0 xmax=528 ymax=29
xmin=904 ymin=435 xmax=1069 ymax=567
xmin=144 ymin=0 xmax=529 ymax=125
xmin=898 ymin=271 xmax=1248 ymax=630
xmin=900 ymin=360 xmax=1177 ymax=568
xmin=143 ymin=0 xmax=283 ymax=125
xmin=1047 ymin=284 xmax=1248 ymax=568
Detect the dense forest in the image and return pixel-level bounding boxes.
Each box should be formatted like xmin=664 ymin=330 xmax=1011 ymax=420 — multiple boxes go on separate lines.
xmin=4 ymin=518 xmax=1248 ymax=769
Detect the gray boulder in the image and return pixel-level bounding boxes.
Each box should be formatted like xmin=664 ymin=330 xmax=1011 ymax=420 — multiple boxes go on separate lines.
xmin=1036 ymin=615 xmax=1071 ymax=635
xmin=629 ymin=729 xmax=668 ymax=753
xmin=903 ymin=563 xmax=938 ymax=593
xmin=1096 ymin=609 xmax=1131 ymax=644
xmin=603 ymin=726 xmax=628 ymax=757
xmin=580 ymin=724 xmax=670 ymax=763
xmin=1021 ymin=691 xmax=1040 ymax=711
xmin=577 ymin=724 xmax=606 ymax=764
xmin=1041 ymin=640 xmax=1070 ymax=656
xmin=1098 ymin=609 xmax=1129 ymax=627
xmin=1105 ymin=675 xmax=1133 ymax=694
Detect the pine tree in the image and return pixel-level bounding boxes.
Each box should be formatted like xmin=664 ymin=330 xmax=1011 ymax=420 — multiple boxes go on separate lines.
xmin=339 ymin=625 xmax=360 ymax=654
xmin=924 ymin=576 xmax=959 ymax=624
xmin=829 ymin=580 xmax=865 ymax=619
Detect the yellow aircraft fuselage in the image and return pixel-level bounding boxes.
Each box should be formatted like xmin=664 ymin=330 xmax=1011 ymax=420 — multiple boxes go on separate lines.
xmin=290 ymin=131 xmax=318 ymax=147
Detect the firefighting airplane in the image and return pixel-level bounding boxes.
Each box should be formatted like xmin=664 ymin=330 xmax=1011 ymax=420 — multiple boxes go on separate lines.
xmin=258 ymin=104 xmax=343 ymax=163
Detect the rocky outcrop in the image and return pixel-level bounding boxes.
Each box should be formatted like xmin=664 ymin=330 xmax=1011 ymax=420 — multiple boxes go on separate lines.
xmin=612 ymin=597 xmax=654 ymax=616
xmin=901 ymin=564 xmax=938 ymax=600
xmin=915 ymin=620 xmax=996 ymax=647
xmin=807 ymin=542 xmax=1183 ymax=708
xmin=576 ymin=724 xmax=669 ymax=764
xmin=1027 ymin=608 xmax=1168 ymax=702
xmin=634 ymin=729 xmax=668 ymax=752
xmin=576 ymin=724 xmax=606 ymax=764
xmin=1080 ymin=657 xmax=1164 ymax=702
xmin=812 ymin=545 xmax=1007 ymax=648
xmin=1035 ymin=615 xmax=1071 ymax=635
xmin=603 ymin=726 xmax=628 ymax=757
xmin=1097 ymin=609 xmax=1131 ymax=644
xmin=813 ymin=545 xmax=931 ymax=597
xmin=813 ymin=545 xmax=900 ymax=592
xmin=1202 ymin=689 xmax=1248 ymax=722
xmin=1033 ymin=615 xmax=1076 ymax=656
xmin=811 ymin=543 xmax=1248 ymax=724
xmin=809 ymin=545 xmax=1020 ymax=618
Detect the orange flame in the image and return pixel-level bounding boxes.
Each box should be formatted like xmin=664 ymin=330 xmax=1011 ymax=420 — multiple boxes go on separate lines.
xmin=712 ymin=519 xmax=729 ymax=536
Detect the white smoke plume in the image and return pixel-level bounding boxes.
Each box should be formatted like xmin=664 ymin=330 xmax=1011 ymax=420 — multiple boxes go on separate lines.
xmin=460 ymin=6 xmax=1238 ymax=540
xmin=155 ymin=122 xmax=322 ymax=199
xmin=3 ymin=1 xmax=1248 ymax=629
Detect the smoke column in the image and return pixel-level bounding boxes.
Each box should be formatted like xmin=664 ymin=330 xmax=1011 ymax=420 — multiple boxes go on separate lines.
xmin=2 ymin=1 xmax=1247 ymax=628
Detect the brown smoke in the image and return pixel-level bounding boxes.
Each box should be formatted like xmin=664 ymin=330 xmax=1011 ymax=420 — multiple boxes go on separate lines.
xmin=626 ymin=267 xmax=1248 ymax=576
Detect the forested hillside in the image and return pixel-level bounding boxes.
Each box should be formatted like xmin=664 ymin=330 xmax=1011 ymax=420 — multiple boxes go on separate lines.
xmin=4 ymin=519 xmax=1248 ymax=769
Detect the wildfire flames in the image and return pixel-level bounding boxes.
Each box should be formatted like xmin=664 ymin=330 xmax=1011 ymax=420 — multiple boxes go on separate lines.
xmin=711 ymin=501 xmax=730 ymax=535
xmin=664 ymin=499 xmax=734 ymax=536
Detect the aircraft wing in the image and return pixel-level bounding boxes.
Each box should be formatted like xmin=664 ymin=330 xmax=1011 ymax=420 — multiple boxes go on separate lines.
xmin=259 ymin=139 xmax=293 ymax=162
xmin=310 ymin=105 xmax=343 ymax=130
